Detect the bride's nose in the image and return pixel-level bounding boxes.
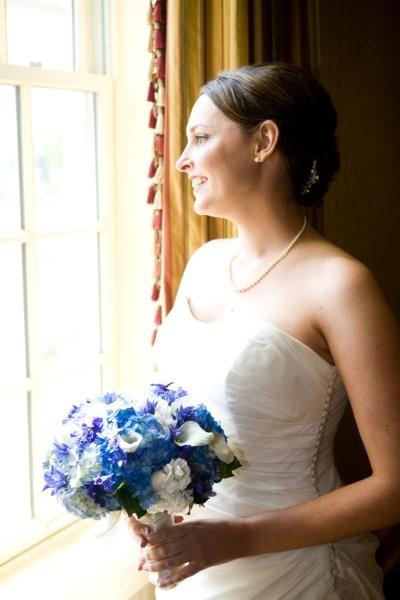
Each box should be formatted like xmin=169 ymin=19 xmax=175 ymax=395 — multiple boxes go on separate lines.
xmin=175 ymin=148 xmax=192 ymax=172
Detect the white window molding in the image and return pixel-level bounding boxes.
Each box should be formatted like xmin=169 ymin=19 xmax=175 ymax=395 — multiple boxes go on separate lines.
xmin=0 ymin=517 xmax=154 ymax=600
xmin=1 ymin=0 xmax=156 ymax=597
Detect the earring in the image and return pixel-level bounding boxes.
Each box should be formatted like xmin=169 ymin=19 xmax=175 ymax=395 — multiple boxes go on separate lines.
xmin=254 ymin=156 xmax=262 ymax=163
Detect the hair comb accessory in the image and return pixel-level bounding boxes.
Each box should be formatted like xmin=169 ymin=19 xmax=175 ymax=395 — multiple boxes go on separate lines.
xmin=301 ymin=159 xmax=319 ymax=195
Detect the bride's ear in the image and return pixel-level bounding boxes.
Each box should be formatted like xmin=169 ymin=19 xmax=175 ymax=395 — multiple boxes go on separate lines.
xmin=253 ymin=120 xmax=280 ymax=163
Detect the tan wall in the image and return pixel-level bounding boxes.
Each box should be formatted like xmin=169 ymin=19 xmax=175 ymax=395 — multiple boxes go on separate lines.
xmin=316 ymin=0 xmax=400 ymax=499
xmin=318 ymin=0 xmax=400 ymax=317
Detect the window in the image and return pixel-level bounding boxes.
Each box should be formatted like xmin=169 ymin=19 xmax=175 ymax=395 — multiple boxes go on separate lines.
xmin=0 ymin=0 xmax=116 ymax=564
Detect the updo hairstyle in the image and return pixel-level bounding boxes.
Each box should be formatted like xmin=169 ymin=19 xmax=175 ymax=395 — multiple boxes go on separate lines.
xmin=200 ymin=63 xmax=340 ymax=207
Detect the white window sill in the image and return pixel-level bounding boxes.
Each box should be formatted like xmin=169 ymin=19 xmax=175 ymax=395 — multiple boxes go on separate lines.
xmin=0 ymin=515 xmax=154 ymax=600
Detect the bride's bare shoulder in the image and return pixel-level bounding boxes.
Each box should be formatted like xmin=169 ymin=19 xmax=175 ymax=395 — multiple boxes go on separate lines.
xmin=306 ymin=236 xmax=371 ymax=281
xmin=188 ymin=238 xmax=235 ymax=265
xmin=303 ymin=236 xmax=384 ymax=327
xmin=175 ymin=238 xmax=233 ymax=300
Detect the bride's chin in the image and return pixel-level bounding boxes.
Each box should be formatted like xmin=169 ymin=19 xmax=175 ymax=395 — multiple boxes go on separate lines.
xmin=192 ymin=197 xmax=209 ymax=214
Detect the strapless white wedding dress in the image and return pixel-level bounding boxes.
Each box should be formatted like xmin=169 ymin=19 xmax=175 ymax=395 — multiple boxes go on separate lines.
xmin=153 ymin=298 xmax=384 ymax=599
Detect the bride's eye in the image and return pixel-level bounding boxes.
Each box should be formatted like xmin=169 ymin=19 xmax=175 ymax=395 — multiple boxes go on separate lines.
xmin=194 ymin=135 xmax=208 ymax=144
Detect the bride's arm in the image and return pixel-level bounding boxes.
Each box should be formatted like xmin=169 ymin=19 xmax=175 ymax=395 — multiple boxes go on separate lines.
xmin=142 ymin=257 xmax=400 ymax=586
xmin=242 ymin=258 xmax=400 ymax=555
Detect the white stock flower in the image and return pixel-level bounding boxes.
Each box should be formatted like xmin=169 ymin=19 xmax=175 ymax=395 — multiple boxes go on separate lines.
xmin=151 ymin=470 xmax=167 ymax=492
xmin=163 ymin=458 xmax=191 ymax=492
xmin=147 ymin=489 xmax=193 ymax=515
xmin=149 ymin=459 xmax=192 ymax=514
xmin=151 ymin=458 xmax=191 ymax=495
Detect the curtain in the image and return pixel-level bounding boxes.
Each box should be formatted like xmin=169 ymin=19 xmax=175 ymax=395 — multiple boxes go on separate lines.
xmin=147 ymin=0 xmax=167 ymax=345
xmin=164 ymin=0 xmax=249 ymax=312
xmin=163 ymin=0 xmax=323 ymax=312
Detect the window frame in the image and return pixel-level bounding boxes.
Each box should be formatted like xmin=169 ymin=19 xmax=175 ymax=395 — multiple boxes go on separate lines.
xmin=0 ymin=3 xmax=155 ymax=593
xmin=0 ymin=1 xmax=117 ymax=564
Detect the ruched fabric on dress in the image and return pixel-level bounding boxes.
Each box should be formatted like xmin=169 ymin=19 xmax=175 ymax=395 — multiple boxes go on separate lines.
xmin=153 ymin=299 xmax=384 ymax=599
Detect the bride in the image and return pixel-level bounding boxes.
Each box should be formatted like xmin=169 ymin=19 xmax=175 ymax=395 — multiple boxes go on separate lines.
xmin=129 ymin=63 xmax=400 ymax=599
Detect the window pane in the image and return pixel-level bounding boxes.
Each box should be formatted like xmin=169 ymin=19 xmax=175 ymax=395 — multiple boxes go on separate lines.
xmin=0 ymin=394 xmax=31 ymax=518
xmin=37 ymin=234 xmax=101 ymax=376
xmin=34 ymin=368 xmax=102 ymax=519
xmin=6 ymin=0 xmax=75 ymax=70
xmin=0 ymin=244 xmax=26 ymax=389
xmin=0 ymin=85 xmax=21 ymax=233
xmin=31 ymin=88 xmax=98 ymax=231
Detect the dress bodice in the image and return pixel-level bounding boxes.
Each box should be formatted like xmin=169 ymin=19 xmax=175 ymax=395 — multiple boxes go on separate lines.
xmin=154 ymin=298 xmax=383 ymax=599
xmin=154 ymin=297 xmax=348 ymax=515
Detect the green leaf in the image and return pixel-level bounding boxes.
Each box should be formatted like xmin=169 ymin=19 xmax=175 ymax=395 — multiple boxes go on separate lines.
xmin=115 ymin=483 xmax=146 ymax=518
xmin=220 ymin=456 xmax=242 ymax=480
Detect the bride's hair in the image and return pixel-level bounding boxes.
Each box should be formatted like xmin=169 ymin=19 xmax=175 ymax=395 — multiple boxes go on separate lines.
xmin=200 ymin=63 xmax=340 ymax=207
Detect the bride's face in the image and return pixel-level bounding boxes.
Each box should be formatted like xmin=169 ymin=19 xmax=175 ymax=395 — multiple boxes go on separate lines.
xmin=175 ymin=95 xmax=258 ymax=218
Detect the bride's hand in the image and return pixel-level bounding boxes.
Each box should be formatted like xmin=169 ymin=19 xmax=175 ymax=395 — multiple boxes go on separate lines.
xmin=141 ymin=517 xmax=246 ymax=586
xmin=126 ymin=514 xmax=184 ymax=571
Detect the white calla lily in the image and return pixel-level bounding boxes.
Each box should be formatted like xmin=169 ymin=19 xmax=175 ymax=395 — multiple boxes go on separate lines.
xmin=209 ymin=433 xmax=235 ymax=463
xmin=174 ymin=421 xmax=214 ymax=447
xmin=118 ymin=431 xmax=143 ymax=453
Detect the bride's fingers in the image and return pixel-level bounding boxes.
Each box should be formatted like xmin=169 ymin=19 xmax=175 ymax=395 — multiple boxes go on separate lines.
xmin=159 ymin=561 xmax=200 ymax=587
xmin=124 ymin=513 xmax=151 ymax=541
xmin=147 ymin=524 xmax=186 ymax=546
xmin=144 ymin=542 xmax=185 ymax=564
xmin=174 ymin=515 xmax=184 ymax=524
xmin=137 ymin=555 xmax=145 ymax=571
xmin=143 ymin=549 xmax=186 ymax=572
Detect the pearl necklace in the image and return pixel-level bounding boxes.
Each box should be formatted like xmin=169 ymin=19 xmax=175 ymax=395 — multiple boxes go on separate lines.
xmin=229 ymin=215 xmax=307 ymax=293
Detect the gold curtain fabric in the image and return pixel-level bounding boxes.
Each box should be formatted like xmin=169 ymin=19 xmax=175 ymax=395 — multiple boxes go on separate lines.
xmin=164 ymin=0 xmax=249 ymax=311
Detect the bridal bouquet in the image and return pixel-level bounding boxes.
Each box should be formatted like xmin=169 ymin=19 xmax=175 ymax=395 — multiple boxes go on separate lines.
xmin=43 ymin=383 xmax=241 ymax=523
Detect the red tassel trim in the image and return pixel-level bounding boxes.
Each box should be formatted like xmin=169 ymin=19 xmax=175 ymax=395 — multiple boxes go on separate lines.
xmin=151 ymin=328 xmax=158 ymax=346
xmin=154 ymin=29 xmax=165 ymax=50
xmin=153 ymin=257 xmax=161 ymax=279
xmin=149 ymin=105 xmax=157 ymax=128
xmin=155 ymin=135 xmax=164 ymax=156
xmin=147 ymin=81 xmax=156 ymax=102
xmin=152 ymin=209 xmax=162 ymax=231
xmin=151 ymin=282 xmax=161 ymax=301
xmin=155 ymin=56 xmax=165 ymax=79
xmin=153 ymin=1 xmax=165 ymax=23
xmin=154 ymin=231 xmax=162 ymax=256
xmin=154 ymin=305 xmax=162 ymax=326
xmin=148 ymin=159 xmax=157 ymax=178
xmin=147 ymin=184 xmax=156 ymax=204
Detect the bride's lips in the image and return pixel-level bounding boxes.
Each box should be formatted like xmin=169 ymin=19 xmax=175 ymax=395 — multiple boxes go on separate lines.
xmin=190 ymin=175 xmax=208 ymax=193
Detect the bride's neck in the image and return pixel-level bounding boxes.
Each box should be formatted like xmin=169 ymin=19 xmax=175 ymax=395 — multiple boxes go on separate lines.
xmin=233 ymin=203 xmax=307 ymax=262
